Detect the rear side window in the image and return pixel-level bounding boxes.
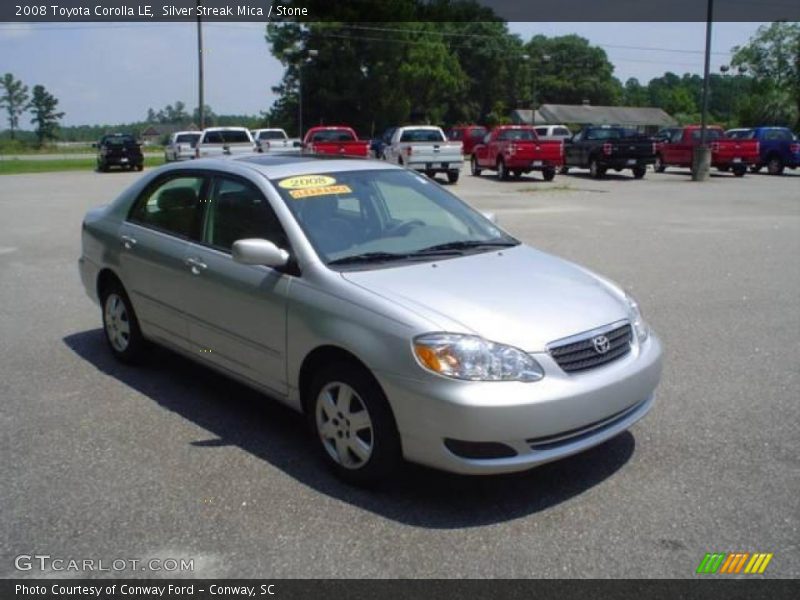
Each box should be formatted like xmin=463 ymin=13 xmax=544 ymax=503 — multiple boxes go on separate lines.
xmin=310 ymin=130 xmax=356 ymax=143
xmin=554 ymin=127 xmax=571 ymax=136
xmin=204 ymin=130 xmax=252 ymax=144
xmin=764 ymin=129 xmax=792 ymax=141
xmin=498 ymin=129 xmax=535 ymax=141
xmin=203 ymin=177 xmax=288 ymax=251
xmin=128 ymin=175 xmax=206 ymax=238
xmin=534 ymin=127 xmax=547 ymax=136
xmin=399 ymin=129 xmax=445 ymax=143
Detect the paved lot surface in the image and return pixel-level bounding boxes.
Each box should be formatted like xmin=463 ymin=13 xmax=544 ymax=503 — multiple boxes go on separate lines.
xmin=1 ymin=164 xmax=798 ymax=578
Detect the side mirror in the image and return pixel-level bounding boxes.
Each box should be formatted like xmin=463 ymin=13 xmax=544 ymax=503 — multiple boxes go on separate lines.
xmin=232 ymin=238 xmax=290 ymax=268
xmin=481 ymin=211 xmax=498 ymax=224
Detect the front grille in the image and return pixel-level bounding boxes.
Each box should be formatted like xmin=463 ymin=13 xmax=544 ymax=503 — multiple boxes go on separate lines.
xmin=549 ymin=323 xmax=632 ymax=373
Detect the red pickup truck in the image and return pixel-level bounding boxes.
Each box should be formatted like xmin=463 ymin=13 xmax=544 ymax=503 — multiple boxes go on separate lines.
xmin=470 ymin=126 xmax=563 ymax=181
xmin=655 ymin=126 xmax=760 ymax=177
xmin=302 ymin=126 xmax=370 ymax=157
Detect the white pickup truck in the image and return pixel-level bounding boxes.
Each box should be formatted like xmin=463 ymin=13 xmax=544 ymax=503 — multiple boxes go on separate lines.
xmin=195 ymin=127 xmax=255 ymax=158
xmin=383 ymin=126 xmax=463 ymax=183
xmin=164 ymin=131 xmax=201 ymax=162
xmin=252 ymin=128 xmax=302 ymax=153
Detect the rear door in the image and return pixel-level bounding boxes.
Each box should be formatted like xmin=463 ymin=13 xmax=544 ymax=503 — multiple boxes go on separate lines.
xmin=179 ymin=174 xmax=292 ymax=396
xmin=119 ymin=172 xmax=209 ymax=350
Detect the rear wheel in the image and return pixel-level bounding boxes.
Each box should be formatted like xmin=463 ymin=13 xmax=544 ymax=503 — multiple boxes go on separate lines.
xmin=101 ymin=281 xmax=146 ymax=363
xmin=309 ymin=362 xmax=402 ymax=487
xmin=542 ymin=167 xmax=556 ymax=182
xmin=733 ymin=165 xmax=746 ymax=177
xmin=767 ymin=156 xmax=784 ymax=175
xmin=654 ymin=154 xmax=666 ymax=173
xmin=470 ymin=155 xmax=481 ymax=176
xmin=589 ymin=158 xmax=605 ymax=179
xmin=497 ymin=158 xmax=509 ymax=181
xmin=135 ymin=164 xmax=143 ymax=172
xmin=447 ymin=170 xmax=460 ymax=184
xmin=632 ymin=166 xmax=646 ymax=179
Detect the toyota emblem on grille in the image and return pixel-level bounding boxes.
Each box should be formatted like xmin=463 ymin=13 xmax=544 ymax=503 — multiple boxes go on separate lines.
xmin=592 ymin=335 xmax=611 ymax=354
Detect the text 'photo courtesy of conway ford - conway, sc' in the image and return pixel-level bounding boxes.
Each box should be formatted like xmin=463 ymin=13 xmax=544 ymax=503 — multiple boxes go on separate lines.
xmin=79 ymin=153 xmax=663 ymax=486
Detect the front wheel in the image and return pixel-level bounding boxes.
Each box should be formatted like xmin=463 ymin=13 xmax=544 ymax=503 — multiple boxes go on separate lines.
xmin=542 ymin=167 xmax=556 ymax=182
xmin=447 ymin=170 xmax=460 ymax=184
xmin=101 ymin=281 xmax=146 ymax=363
xmin=767 ymin=156 xmax=784 ymax=175
xmin=632 ymin=166 xmax=646 ymax=179
xmin=309 ymin=363 xmax=402 ymax=487
xmin=654 ymin=155 xmax=666 ymax=173
xmin=470 ymin=155 xmax=481 ymax=176
xmin=733 ymin=165 xmax=746 ymax=177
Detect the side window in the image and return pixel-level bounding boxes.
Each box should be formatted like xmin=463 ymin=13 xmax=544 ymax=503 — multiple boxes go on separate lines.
xmin=204 ymin=177 xmax=288 ymax=252
xmin=534 ymin=127 xmax=547 ymax=136
xmin=128 ymin=175 xmax=205 ymax=238
xmin=670 ymin=129 xmax=683 ymax=143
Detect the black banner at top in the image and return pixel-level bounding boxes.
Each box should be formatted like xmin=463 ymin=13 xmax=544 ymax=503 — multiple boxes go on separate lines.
xmin=1 ymin=0 xmax=799 ymax=23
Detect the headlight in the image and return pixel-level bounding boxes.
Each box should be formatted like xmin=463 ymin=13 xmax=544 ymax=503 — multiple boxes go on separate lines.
xmin=626 ymin=294 xmax=650 ymax=343
xmin=413 ymin=333 xmax=544 ymax=382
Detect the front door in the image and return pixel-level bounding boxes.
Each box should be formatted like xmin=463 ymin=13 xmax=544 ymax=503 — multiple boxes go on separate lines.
xmin=180 ymin=174 xmax=292 ymax=397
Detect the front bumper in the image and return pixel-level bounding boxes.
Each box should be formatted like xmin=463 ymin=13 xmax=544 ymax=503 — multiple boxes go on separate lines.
xmin=376 ymin=333 xmax=663 ymax=475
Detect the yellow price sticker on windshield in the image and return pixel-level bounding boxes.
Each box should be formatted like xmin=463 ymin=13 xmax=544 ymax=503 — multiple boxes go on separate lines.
xmin=278 ymin=175 xmax=337 ymax=189
xmin=289 ymin=185 xmax=352 ymax=199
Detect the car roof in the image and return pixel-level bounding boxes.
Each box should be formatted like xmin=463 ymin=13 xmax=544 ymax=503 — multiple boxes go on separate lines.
xmin=201 ymin=154 xmax=401 ymax=179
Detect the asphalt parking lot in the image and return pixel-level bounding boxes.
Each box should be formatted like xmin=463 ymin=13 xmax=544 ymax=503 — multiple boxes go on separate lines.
xmin=1 ymin=164 xmax=798 ymax=578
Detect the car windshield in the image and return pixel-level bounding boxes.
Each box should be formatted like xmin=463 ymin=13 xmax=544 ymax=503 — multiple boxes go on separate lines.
xmin=258 ymin=131 xmax=286 ymax=140
xmin=310 ymin=130 xmax=356 ymax=143
xmin=272 ymin=169 xmax=518 ymax=269
xmin=176 ymin=134 xmax=200 ymax=144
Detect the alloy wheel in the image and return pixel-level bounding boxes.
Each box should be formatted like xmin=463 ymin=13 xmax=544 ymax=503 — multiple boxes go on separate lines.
xmin=315 ymin=382 xmax=374 ymax=470
xmin=104 ymin=293 xmax=130 ymax=352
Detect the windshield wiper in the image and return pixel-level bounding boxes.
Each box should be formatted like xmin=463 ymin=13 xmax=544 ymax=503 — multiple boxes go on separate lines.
xmin=328 ymin=251 xmax=413 ymax=266
xmin=410 ymin=239 xmax=518 ymax=255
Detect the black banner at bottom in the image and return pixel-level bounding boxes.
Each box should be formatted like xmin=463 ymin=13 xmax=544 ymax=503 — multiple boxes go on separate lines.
xmin=3 ymin=579 xmax=800 ymax=600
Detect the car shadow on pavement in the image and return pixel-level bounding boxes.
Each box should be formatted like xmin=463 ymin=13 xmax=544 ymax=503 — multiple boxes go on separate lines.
xmin=563 ymin=171 xmax=638 ymax=182
xmin=64 ymin=329 xmax=636 ymax=530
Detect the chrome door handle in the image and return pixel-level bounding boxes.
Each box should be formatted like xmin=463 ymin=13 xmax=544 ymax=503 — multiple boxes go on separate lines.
xmin=121 ymin=235 xmax=137 ymax=249
xmin=185 ymin=257 xmax=207 ymax=274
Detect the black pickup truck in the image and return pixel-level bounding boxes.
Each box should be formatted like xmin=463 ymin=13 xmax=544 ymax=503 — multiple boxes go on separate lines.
xmin=95 ymin=133 xmax=144 ymax=172
xmin=562 ymin=126 xmax=656 ymax=179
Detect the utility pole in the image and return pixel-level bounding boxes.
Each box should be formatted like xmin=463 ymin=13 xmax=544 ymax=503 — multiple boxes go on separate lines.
xmin=692 ymin=0 xmax=714 ymax=181
xmin=196 ymin=0 xmax=205 ymax=130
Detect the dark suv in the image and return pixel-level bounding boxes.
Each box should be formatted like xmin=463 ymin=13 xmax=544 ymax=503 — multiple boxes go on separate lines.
xmin=95 ymin=134 xmax=144 ymax=172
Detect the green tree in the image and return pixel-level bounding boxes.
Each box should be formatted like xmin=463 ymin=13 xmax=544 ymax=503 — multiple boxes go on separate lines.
xmin=524 ymin=35 xmax=622 ymax=107
xmin=623 ymin=78 xmax=649 ymax=106
xmin=0 ymin=73 xmax=31 ymax=140
xmin=29 ymin=84 xmax=65 ymax=147
xmin=732 ymin=21 xmax=800 ymax=127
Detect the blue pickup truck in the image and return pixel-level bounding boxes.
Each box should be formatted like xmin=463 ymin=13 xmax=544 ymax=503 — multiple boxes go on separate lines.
xmin=726 ymin=127 xmax=800 ymax=175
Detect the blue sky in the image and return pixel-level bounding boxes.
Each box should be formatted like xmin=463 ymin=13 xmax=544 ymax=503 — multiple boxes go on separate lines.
xmin=0 ymin=21 xmax=766 ymax=126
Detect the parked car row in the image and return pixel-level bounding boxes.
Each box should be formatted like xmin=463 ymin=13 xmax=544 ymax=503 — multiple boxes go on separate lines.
xmin=98 ymin=124 xmax=798 ymax=183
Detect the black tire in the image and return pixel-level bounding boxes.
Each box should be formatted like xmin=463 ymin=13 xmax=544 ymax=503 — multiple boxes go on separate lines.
xmin=589 ymin=158 xmax=605 ymax=179
xmin=511 ymin=170 xmax=522 ymax=179
xmin=497 ymin=158 xmax=509 ymax=181
xmin=470 ymin=155 xmax=481 ymax=176
xmin=559 ymin=166 xmax=569 ymax=175
xmin=98 ymin=162 xmax=109 ymax=173
xmin=767 ymin=156 xmax=784 ymax=176
xmin=733 ymin=165 xmax=746 ymax=177
xmin=447 ymin=170 xmax=460 ymax=184
xmin=308 ymin=362 xmax=402 ymax=487
xmin=632 ymin=166 xmax=646 ymax=179
xmin=542 ymin=167 xmax=556 ymax=182
xmin=136 ymin=164 xmax=144 ymax=172
xmin=100 ymin=280 xmax=146 ymax=364
xmin=654 ymin=155 xmax=666 ymax=173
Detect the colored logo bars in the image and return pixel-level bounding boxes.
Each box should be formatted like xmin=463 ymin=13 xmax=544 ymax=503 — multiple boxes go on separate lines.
xmin=696 ymin=552 xmax=773 ymax=575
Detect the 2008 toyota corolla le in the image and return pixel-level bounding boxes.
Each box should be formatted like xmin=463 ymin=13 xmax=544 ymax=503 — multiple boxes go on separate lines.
xmin=79 ymin=155 xmax=663 ymax=485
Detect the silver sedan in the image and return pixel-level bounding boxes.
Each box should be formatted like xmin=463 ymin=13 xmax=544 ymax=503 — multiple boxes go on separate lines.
xmin=79 ymin=155 xmax=663 ymax=486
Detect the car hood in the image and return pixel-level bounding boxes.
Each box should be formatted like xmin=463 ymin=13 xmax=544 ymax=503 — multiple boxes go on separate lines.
xmin=341 ymin=244 xmax=629 ymax=351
